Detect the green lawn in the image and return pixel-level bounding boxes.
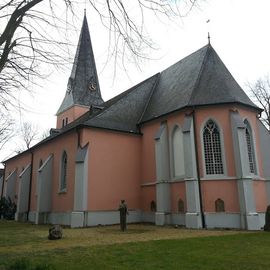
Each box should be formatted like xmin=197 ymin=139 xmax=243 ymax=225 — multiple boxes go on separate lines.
xmin=0 ymin=221 xmax=270 ymax=270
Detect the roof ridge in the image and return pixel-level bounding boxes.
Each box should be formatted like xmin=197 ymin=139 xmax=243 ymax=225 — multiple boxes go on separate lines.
xmin=90 ymin=74 xmax=160 ymax=120
xmin=187 ymin=44 xmax=211 ymax=106
xmin=137 ymin=73 xmax=160 ymax=124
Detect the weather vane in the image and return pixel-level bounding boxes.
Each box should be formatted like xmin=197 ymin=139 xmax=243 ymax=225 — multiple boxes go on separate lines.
xmin=206 ymin=19 xmax=211 ymax=44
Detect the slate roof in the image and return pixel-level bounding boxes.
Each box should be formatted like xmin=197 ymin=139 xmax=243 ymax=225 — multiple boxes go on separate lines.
xmin=141 ymin=44 xmax=260 ymax=122
xmin=57 ymin=14 xmax=103 ymax=115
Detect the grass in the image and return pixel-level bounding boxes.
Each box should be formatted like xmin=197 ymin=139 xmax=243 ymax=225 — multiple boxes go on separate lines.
xmin=0 ymin=220 xmax=270 ymax=269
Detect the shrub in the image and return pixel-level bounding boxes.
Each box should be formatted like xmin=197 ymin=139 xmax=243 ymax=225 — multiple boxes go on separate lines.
xmin=0 ymin=197 xmax=16 ymax=220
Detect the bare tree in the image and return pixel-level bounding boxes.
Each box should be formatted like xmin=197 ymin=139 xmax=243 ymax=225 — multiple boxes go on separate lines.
xmin=0 ymin=112 xmax=14 ymax=151
xmin=0 ymin=0 xmax=199 ymax=111
xmin=248 ymin=76 xmax=270 ymax=129
xmin=15 ymin=122 xmax=39 ymax=153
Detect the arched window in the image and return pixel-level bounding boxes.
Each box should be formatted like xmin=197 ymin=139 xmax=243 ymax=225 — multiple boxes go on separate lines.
xmin=203 ymin=120 xmax=224 ymax=175
xmin=215 ymin=198 xmax=225 ymax=212
xmin=150 ymin=200 xmax=156 ymax=212
xmin=172 ymin=126 xmax=185 ymax=177
xmin=244 ymin=120 xmax=256 ymax=174
xmin=60 ymin=151 xmax=68 ymax=191
xmin=178 ymin=199 xmax=185 ymax=213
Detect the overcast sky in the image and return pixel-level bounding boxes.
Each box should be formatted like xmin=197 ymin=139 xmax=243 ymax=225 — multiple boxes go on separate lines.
xmin=1 ymin=0 xmax=270 ymax=166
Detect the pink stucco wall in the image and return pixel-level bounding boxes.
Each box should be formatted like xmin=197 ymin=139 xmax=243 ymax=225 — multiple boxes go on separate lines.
xmin=56 ymin=106 xmax=89 ymax=129
xmin=253 ymin=180 xmax=268 ymax=212
xmin=141 ymin=185 xmax=156 ymax=212
xmin=80 ymin=128 xmax=142 ymax=211
xmin=29 ymin=132 xmax=77 ymax=212
xmin=140 ymin=121 xmax=158 ymax=185
xmin=201 ymin=180 xmax=240 ymax=212
xmin=171 ymin=182 xmax=186 ymax=213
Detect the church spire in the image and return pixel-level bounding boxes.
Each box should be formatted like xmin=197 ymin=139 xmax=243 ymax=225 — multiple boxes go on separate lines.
xmin=57 ymin=13 xmax=104 ymax=116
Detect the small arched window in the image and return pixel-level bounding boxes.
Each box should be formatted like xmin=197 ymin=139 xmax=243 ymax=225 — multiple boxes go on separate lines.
xmin=215 ymin=198 xmax=225 ymax=212
xmin=178 ymin=198 xmax=185 ymax=213
xmin=60 ymin=151 xmax=68 ymax=191
xmin=172 ymin=126 xmax=185 ymax=177
xmin=244 ymin=120 xmax=256 ymax=174
xmin=150 ymin=200 xmax=156 ymax=212
xmin=203 ymin=120 xmax=224 ymax=175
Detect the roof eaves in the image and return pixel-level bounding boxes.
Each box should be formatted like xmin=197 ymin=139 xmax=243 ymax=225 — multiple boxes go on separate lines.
xmin=140 ymin=101 xmax=262 ymax=126
xmin=78 ymin=123 xmax=143 ymax=136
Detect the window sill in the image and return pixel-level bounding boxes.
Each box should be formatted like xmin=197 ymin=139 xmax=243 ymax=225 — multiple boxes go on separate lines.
xmin=201 ymin=176 xmax=237 ymax=180
xmin=58 ymin=189 xmax=67 ymax=194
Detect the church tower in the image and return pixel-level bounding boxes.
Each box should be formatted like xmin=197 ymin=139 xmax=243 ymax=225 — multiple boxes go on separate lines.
xmin=56 ymin=14 xmax=104 ymax=129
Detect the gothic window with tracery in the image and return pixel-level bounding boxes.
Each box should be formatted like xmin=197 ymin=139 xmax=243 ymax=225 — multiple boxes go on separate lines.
xmin=203 ymin=120 xmax=224 ymax=175
xmin=172 ymin=126 xmax=185 ymax=177
xmin=60 ymin=151 xmax=68 ymax=191
xmin=244 ymin=120 xmax=256 ymax=174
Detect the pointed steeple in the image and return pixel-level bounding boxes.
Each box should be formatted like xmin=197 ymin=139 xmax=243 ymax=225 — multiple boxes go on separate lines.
xmin=57 ymin=14 xmax=103 ymax=116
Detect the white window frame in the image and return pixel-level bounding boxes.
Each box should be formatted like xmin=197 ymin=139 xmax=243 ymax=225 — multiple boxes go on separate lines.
xmin=201 ymin=118 xmax=227 ymax=179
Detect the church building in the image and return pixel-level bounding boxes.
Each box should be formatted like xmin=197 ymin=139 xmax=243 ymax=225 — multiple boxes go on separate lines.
xmin=2 ymin=15 xmax=270 ymax=230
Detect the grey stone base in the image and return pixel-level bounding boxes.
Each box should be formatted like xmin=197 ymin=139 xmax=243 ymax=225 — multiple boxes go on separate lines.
xmin=86 ymin=210 xmax=142 ymax=226
xmin=205 ymin=212 xmax=261 ymax=230
xmin=246 ymin=212 xmax=260 ymax=230
xmin=258 ymin=213 xmax=266 ymax=229
xmin=15 ymin=212 xmax=28 ymax=222
xmin=35 ymin=212 xmax=49 ymax=225
xmin=205 ymin=213 xmax=241 ymax=229
xmin=155 ymin=212 xmax=171 ymax=226
xmin=141 ymin=212 xmax=155 ymax=223
xmin=185 ymin=212 xmax=202 ymax=229
xmin=19 ymin=211 xmax=266 ymax=231
xmin=171 ymin=213 xmax=185 ymax=226
xmin=71 ymin=212 xmax=85 ymax=228
xmin=28 ymin=211 xmax=36 ymax=223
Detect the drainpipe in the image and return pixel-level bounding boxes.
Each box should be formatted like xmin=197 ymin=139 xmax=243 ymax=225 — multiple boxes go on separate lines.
xmin=0 ymin=166 xmax=5 ymax=198
xmin=192 ymin=109 xmax=206 ymax=228
xmin=76 ymin=126 xmax=82 ymax=148
xmin=27 ymin=151 xmax=34 ymax=221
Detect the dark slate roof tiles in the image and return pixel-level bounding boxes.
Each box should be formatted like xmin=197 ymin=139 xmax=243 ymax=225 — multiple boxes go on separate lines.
xmin=57 ymin=14 xmax=103 ymax=115
xmin=83 ymin=74 xmax=159 ymax=133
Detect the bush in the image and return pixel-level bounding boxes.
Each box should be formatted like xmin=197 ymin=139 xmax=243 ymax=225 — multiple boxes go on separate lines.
xmin=0 ymin=197 xmax=16 ymax=220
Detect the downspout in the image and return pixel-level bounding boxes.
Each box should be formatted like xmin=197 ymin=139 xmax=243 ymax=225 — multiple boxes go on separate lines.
xmin=76 ymin=126 xmax=82 ymax=148
xmin=1 ymin=166 xmax=5 ymax=198
xmin=27 ymin=151 xmax=34 ymax=221
xmin=192 ymin=109 xmax=206 ymax=228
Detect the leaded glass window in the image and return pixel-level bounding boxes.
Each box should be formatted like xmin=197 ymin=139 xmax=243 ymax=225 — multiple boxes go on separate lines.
xmin=203 ymin=120 xmax=224 ymax=175
xmin=60 ymin=151 xmax=67 ymax=190
xmin=244 ymin=120 xmax=256 ymax=174
xmin=172 ymin=126 xmax=185 ymax=177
